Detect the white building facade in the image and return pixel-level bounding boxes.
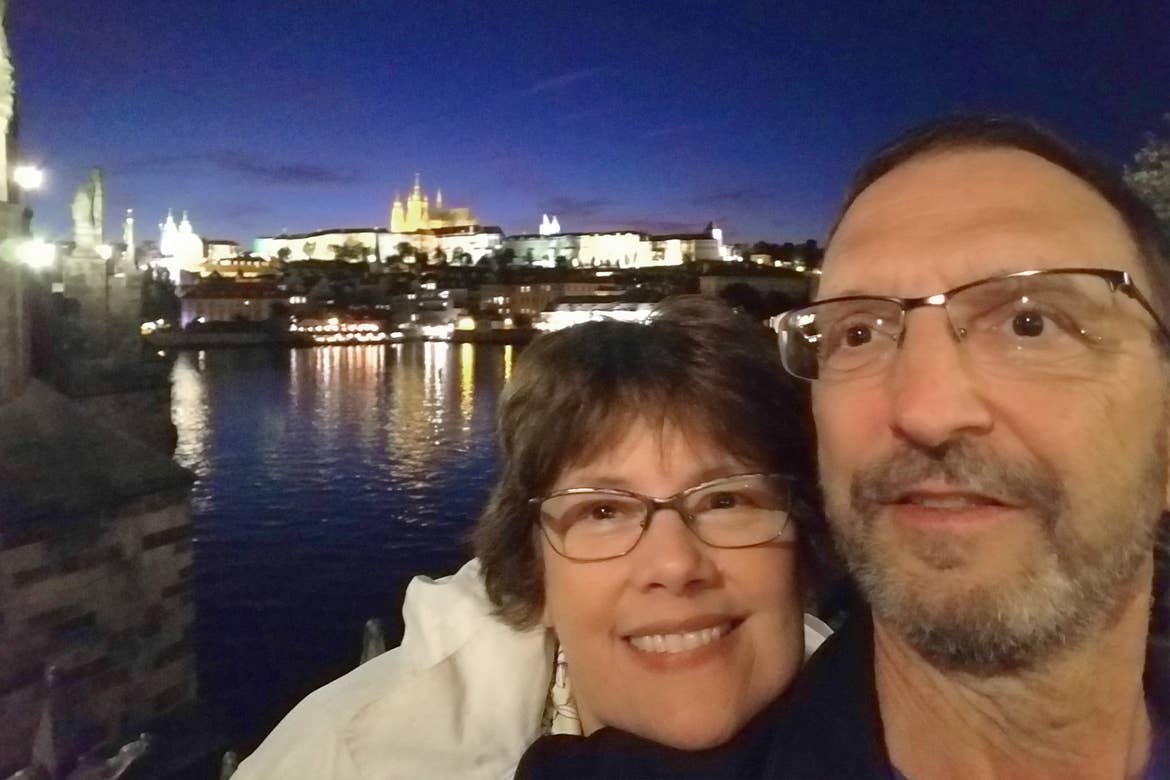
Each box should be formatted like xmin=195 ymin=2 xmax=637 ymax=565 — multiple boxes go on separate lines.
xmin=255 ymin=225 xmax=503 ymax=264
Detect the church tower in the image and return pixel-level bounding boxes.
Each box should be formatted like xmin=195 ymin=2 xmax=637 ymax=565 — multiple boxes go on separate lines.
xmin=390 ymin=192 xmax=405 ymax=232
xmin=405 ymin=173 xmax=424 ymax=231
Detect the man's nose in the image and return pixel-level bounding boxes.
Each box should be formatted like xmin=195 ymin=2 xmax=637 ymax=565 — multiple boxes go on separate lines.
xmin=888 ymin=308 xmax=993 ymax=448
xmin=629 ymin=508 xmax=719 ymax=595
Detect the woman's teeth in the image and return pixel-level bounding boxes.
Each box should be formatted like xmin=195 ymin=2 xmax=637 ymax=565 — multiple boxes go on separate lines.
xmin=628 ymin=624 xmax=728 ymax=654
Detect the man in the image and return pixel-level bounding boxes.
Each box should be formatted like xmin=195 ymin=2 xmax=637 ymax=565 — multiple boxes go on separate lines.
xmin=769 ymin=115 xmax=1170 ymax=778
xmin=515 ymin=116 xmax=1169 ymax=778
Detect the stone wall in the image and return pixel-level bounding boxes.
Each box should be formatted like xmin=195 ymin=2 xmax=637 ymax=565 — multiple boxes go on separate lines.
xmin=0 ymin=257 xmax=27 ymax=403
xmin=0 ymin=489 xmax=196 ymax=776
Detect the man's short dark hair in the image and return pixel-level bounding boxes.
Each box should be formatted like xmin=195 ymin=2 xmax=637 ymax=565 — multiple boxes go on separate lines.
xmin=828 ymin=115 xmax=1170 ymax=320
xmin=473 ymin=295 xmax=824 ymax=628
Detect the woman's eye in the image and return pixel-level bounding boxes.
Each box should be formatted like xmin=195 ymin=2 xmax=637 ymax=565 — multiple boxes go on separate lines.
xmin=709 ymin=492 xmax=738 ymax=509
xmin=699 ymin=491 xmax=755 ymax=512
xmin=589 ymin=503 xmax=618 ymax=520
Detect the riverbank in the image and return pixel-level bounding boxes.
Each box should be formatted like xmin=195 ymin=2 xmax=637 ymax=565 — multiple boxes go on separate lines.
xmin=147 ymin=327 xmax=536 ymax=350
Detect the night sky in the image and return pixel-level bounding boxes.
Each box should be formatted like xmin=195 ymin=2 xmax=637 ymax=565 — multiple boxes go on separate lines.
xmin=10 ymin=0 xmax=1170 ymax=247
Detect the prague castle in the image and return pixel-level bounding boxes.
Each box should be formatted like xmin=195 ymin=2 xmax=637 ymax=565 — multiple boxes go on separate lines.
xmin=256 ymin=173 xmax=732 ymax=268
xmin=389 ymin=174 xmax=477 ymax=232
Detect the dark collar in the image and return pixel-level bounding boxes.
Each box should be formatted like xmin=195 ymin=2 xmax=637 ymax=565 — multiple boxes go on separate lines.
xmin=754 ymin=613 xmax=892 ymax=778
xmin=516 ymin=611 xmax=1168 ymax=780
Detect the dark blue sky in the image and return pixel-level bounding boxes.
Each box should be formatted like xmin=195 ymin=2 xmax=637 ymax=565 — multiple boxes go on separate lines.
xmin=10 ymin=0 xmax=1170 ymax=246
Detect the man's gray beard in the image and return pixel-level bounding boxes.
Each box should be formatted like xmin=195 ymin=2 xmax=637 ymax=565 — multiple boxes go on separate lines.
xmin=825 ymin=437 xmax=1165 ymax=676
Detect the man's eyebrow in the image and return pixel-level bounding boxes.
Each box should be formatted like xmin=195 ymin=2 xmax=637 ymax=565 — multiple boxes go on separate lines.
xmin=817 ymin=268 xmax=1041 ymax=301
xmin=815 ymin=288 xmax=884 ymax=300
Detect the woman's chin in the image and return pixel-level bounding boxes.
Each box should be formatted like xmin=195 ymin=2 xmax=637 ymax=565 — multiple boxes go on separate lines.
xmin=633 ymin=714 xmax=743 ymax=752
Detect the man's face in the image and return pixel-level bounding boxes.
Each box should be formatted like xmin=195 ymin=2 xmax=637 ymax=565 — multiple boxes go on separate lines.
xmin=814 ymin=147 xmax=1170 ymax=673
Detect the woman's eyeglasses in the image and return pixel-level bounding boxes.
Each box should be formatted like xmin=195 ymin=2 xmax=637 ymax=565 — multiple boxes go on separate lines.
xmin=532 ymin=473 xmax=792 ymax=562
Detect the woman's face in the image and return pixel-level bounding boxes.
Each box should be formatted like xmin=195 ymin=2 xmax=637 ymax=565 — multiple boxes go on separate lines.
xmin=539 ymin=419 xmax=805 ymax=750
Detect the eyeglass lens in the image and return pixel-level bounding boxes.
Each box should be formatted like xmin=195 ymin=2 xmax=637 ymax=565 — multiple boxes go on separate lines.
xmin=539 ymin=475 xmax=789 ymax=561
xmin=784 ymin=271 xmax=1153 ymax=381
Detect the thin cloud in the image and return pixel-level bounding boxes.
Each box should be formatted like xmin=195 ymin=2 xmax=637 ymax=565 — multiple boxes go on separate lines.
xmin=113 ymin=151 xmax=361 ymax=186
xmin=529 ymin=68 xmax=603 ymax=94
xmin=213 ymin=153 xmax=359 ymax=186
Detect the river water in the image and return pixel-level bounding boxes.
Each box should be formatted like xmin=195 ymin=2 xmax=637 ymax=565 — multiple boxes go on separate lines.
xmin=171 ymin=343 xmax=514 ymax=752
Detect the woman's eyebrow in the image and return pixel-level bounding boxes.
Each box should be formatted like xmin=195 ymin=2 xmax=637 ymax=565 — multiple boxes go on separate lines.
xmin=556 ymin=473 xmax=634 ymax=490
xmin=557 ymin=464 xmax=748 ymax=492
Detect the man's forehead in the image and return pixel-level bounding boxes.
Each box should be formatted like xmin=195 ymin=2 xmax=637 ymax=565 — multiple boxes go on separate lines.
xmin=819 ymin=147 xmax=1144 ymax=298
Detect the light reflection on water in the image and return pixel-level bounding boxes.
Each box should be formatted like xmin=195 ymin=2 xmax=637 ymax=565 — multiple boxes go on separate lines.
xmin=172 ymin=344 xmax=513 ymax=751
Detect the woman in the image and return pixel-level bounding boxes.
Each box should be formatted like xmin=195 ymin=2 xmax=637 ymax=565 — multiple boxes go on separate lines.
xmin=235 ymin=296 xmax=830 ymax=779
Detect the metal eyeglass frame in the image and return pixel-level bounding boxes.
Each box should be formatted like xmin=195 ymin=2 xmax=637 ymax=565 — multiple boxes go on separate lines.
xmin=777 ymin=268 xmax=1170 ymax=380
xmin=530 ymin=472 xmax=792 ymax=562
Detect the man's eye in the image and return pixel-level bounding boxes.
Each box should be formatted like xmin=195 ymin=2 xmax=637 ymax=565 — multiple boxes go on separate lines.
xmin=844 ymin=325 xmax=873 ymax=347
xmin=1011 ymin=310 xmax=1046 ymax=337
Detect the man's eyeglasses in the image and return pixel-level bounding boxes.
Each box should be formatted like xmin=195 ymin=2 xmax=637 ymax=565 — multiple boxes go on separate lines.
xmin=774 ymin=268 xmax=1170 ymax=382
xmin=532 ymin=473 xmax=792 ymax=562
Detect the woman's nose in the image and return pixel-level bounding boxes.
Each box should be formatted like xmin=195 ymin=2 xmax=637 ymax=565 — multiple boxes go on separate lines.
xmin=628 ymin=509 xmax=720 ymax=595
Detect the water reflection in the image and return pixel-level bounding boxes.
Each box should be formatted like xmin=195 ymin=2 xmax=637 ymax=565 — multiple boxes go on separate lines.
xmin=460 ymin=343 xmax=475 ymax=427
xmin=171 ymin=351 xmax=210 ymax=484
xmin=172 ymin=344 xmax=511 ymax=753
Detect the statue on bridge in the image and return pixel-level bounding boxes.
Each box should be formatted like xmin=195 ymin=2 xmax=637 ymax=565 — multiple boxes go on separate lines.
xmin=70 ymin=168 xmax=104 ymax=252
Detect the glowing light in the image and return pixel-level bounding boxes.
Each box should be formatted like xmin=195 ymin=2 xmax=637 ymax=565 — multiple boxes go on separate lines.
xmin=420 ymin=323 xmax=455 ymax=340
xmin=17 ymin=238 xmax=55 ymax=270
xmin=13 ymin=164 xmax=44 ymax=191
xmin=97 ymin=244 xmax=113 ymax=261
xmin=456 ymin=316 xmax=477 ymax=331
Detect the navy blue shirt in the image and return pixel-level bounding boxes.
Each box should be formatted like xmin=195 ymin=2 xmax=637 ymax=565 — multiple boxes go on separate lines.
xmin=516 ymin=615 xmax=1170 ymax=779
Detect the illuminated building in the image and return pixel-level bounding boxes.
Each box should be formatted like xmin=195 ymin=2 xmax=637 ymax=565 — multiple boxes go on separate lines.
xmin=205 ymin=239 xmax=240 ymax=261
xmin=503 ymin=221 xmax=728 ymax=268
xmin=158 ymin=209 xmax=205 ymax=280
xmin=179 ymin=279 xmax=290 ymax=327
xmin=535 ymin=295 xmax=657 ymax=331
xmin=539 ymin=213 xmax=561 ymax=236
xmin=254 ymin=225 xmax=504 ymax=264
xmin=478 ymin=280 xmax=615 ymax=317
xmin=389 ymin=173 xmax=477 ymax=232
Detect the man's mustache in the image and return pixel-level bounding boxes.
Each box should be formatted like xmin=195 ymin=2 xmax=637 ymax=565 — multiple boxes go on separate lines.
xmin=849 ymin=440 xmax=1066 ymax=525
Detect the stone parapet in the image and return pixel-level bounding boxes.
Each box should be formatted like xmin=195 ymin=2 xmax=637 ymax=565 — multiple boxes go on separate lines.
xmin=0 ymin=491 xmax=196 ymax=775
xmin=0 ymin=381 xmax=196 ymax=775
xmin=0 ymin=254 xmax=26 ymax=403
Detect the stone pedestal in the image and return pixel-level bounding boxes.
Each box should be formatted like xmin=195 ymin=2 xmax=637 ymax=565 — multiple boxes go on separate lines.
xmin=62 ymin=250 xmax=110 ymax=358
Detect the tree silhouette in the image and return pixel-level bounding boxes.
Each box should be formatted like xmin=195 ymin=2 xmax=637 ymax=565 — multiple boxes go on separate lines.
xmin=1126 ymin=113 xmax=1170 ymax=232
